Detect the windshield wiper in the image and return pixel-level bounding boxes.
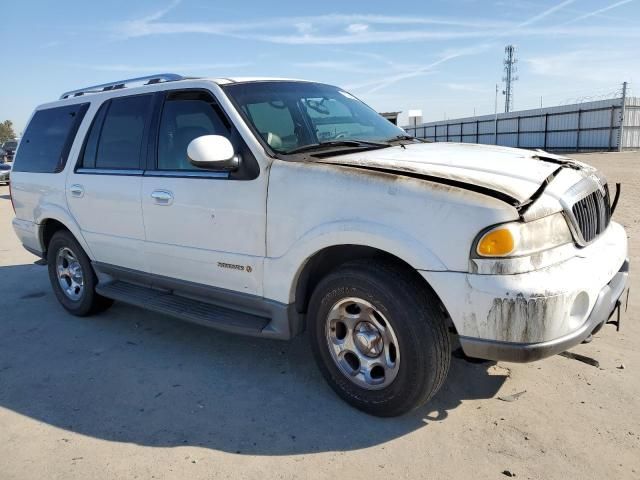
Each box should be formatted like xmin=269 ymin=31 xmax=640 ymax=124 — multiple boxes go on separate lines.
xmin=285 ymin=139 xmax=389 ymax=155
xmin=386 ymin=134 xmax=428 ymax=143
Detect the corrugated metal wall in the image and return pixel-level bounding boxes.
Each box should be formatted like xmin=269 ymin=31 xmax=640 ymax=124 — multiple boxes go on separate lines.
xmin=404 ymin=97 xmax=640 ymax=152
xmin=623 ymin=97 xmax=640 ymax=149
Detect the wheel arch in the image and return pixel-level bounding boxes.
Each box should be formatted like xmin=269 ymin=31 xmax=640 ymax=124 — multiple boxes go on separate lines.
xmin=41 ymin=219 xmax=70 ymax=254
xmin=292 ymin=244 xmax=451 ymax=325
xmin=37 ymin=211 xmax=94 ymax=260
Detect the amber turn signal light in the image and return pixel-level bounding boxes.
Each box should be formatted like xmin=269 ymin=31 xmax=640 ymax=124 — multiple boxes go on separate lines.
xmin=476 ymin=228 xmax=515 ymax=257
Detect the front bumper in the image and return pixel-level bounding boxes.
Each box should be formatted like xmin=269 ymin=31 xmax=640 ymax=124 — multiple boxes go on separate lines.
xmin=421 ymin=221 xmax=629 ymax=362
xmin=459 ymin=258 xmax=629 ymax=362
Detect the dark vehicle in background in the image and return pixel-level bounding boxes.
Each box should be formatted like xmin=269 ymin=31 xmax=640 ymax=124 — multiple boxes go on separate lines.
xmin=0 ymin=163 xmax=11 ymax=184
xmin=2 ymin=140 xmax=18 ymax=162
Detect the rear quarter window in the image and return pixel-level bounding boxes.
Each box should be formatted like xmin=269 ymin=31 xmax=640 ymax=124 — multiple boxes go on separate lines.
xmin=13 ymin=103 xmax=89 ymax=173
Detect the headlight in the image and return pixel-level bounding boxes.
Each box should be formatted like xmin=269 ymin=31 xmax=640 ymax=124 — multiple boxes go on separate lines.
xmin=473 ymin=212 xmax=573 ymax=258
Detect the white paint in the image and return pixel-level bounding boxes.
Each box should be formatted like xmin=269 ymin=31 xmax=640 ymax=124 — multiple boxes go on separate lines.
xmin=66 ymin=172 xmax=147 ymax=272
xmin=187 ymin=135 xmax=235 ymax=164
xmin=141 ymin=172 xmax=267 ymax=295
xmin=10 ymin=77 xmax=629 ymax=349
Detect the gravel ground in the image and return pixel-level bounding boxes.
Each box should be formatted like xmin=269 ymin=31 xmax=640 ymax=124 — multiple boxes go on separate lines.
xmin=0 ymin=151 xmax=638 ymax=480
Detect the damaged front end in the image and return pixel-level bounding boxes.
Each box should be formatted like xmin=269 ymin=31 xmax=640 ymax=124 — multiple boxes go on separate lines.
xmin=423 ymin=157 xmax=630 ymax=362
xmin=301 ymin=141 xmax=629 ymax=363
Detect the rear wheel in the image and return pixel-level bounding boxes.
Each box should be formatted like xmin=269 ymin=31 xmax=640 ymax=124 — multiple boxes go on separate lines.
xmin=47 ymin=230 xmax=113 ymax=316
xmin=308 ymin=259 xmax=451 ymax=417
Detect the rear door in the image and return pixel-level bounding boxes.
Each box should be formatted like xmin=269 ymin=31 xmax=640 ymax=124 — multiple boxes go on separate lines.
xmin=66 ymin=94 xmax=154 ymax=271
xmin=141 ymin=89 xmax=267 ymax=295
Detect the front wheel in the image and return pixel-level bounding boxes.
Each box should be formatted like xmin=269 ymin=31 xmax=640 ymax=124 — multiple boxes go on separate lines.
xmin=308 ymin=260 xmax=451 ymax=417
xmin=47 ymin=230 xmax=113 ymax=316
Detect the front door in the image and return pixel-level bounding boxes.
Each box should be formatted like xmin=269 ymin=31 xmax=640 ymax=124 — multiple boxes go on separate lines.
xmin=141 ymin=89 xmax=267 ymax=296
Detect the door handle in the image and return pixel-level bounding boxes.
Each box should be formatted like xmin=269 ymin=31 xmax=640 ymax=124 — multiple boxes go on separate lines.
xmin=69 ymin=184 xmax=84 ymax=198
xmin=151 ymin=190 xmax=174 ymax=206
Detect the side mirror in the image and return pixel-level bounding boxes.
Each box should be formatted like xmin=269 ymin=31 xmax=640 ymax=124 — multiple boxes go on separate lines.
xmin=187 ymin=135 xmax=239 ymax=171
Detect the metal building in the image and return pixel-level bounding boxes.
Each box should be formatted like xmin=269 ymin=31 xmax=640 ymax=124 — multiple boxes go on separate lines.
xmin=404 ymin=96 xmax=640 ymax=152
xmin=379 ymin=111 xmax=401 ymax=125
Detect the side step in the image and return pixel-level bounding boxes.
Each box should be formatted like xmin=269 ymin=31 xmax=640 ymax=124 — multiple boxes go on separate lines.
xmin=96 ymin=281 xmax=270 ymax=336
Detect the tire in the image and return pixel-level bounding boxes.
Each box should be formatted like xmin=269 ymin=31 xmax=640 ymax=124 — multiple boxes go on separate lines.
xmin=308 ymin=259 xmax=451 ymax=417
xmin=47 ymin=230 xmax=113 ymax=316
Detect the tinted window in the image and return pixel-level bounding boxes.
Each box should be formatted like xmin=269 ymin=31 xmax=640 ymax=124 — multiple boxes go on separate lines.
xmin=94 ymin=95 xmax=152 ymax=169
xmin=157 ymin=92 xmax=230 ymax=170
xmin=13 ymin=103 xmax=88 ymax=173
xmin=80 ymin=102 xmax=109 ymax=169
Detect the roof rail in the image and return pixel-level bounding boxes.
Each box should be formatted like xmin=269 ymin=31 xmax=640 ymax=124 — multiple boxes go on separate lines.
xmin=59 ymin=73 xmax=185 ymax=100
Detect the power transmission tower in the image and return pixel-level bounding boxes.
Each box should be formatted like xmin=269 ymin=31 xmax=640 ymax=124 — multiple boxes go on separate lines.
xmin=502 ymin=45 xmax=518 ymax=113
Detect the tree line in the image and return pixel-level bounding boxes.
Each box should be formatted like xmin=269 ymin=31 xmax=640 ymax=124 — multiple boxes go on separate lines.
xmin=0 ymin=120 xmax=17 ymax=144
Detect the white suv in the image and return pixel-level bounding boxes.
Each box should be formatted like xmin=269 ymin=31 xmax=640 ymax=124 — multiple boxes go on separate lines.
xmin=10 ymin=74 xmax=629 ymax=416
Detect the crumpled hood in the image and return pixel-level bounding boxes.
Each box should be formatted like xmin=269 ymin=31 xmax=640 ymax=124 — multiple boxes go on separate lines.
xmin=315 ymin=142 xmax=588 ymax=204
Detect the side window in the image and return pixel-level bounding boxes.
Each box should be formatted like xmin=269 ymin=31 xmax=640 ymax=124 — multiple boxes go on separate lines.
xmin=243 ymin=101 xmax=297 ymax=151
xmin=157 ymin=91 xmax=231 ymax=170
xmin=13 ymin=103 xmax=89 ymax=173
xmin=80 ymin=102 xmax=108 ymax=169
xmin=82 ymin=94 xmax=153 ymax=170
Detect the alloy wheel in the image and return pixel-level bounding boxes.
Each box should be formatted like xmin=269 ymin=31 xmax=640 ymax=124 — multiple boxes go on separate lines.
xmin=325 ymin=297 xmax=400 ymax=390
xmin=55 ymin=247 xmax=84 ymax=301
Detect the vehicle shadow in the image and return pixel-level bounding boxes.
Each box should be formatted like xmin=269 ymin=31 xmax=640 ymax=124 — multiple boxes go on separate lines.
xmin=0 ymin=263 xmax=506 ymax=455
xmin=0 ymin=194 xmax=11 ymax=200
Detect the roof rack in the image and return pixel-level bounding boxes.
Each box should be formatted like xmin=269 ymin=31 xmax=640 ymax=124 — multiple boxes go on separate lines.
xmin=59 ymin=73 xmax=185 ymax=100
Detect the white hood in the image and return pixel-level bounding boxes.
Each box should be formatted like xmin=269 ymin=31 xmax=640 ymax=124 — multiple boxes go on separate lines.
xmin=316 ymin=142 xmax=588 ymax=204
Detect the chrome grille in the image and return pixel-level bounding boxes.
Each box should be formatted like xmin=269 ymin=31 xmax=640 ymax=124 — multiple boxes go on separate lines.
xmin=570 ymin=183 xmax=611 ymax=244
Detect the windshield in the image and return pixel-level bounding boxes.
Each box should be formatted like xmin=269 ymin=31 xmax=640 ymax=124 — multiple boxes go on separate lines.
xmin=223 ymin=81 xmax=406 ymax=154
xmin=3 ymin=141 xmax=17 ymax=150
xmin=0 ymin=164 xmax=10 ymax=170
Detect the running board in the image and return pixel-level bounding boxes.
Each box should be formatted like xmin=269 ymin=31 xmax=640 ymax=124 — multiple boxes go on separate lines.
xmin=96 ymin=281 xmax=270 ymax=336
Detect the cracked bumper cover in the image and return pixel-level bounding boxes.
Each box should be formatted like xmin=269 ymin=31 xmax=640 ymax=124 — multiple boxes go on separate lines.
xmin=421 ymin=221 xmax=629 ymax=363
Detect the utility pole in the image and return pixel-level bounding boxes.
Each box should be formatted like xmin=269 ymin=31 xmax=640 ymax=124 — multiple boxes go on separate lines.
xmin=494 ymin=83 xmax=499 ymax=145
xmin=502 ymin=45 xmax=518 ymax=113
xmin=619 ymin=81 xmax=628 ymax=152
